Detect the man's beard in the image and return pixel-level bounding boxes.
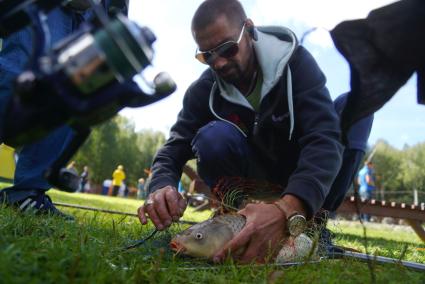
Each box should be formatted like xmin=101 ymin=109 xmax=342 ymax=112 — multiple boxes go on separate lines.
xmin=216 ymin=64 xmax=243 ymax=85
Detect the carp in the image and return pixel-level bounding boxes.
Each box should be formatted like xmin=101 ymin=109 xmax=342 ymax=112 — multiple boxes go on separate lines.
xmin=170 ymin=213 xmax=317 ymax=263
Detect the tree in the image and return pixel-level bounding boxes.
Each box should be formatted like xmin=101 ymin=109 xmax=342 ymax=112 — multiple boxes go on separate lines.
xmin=401 ymin=143 xmax=425 ymax=196
xmin=73 ymin=115 xmax=166 ymax=187
xmin=369 ymin=139 xmax=403 ymax=197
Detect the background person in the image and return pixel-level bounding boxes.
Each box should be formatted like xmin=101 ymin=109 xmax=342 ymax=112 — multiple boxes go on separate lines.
xmin=102 ymin=179 xmax=112 ymax=196
xmin=66 ymin=161 xmax=78 ymax=176
xmin=357 ymin=161 xmax=376 ymax=221
xmin=358 ymin=161 xmax=376 ymax=200
xmin=137 ymin=178 xmax=146 ymax=199
xmin=111 ymin=165 xmax=126 ymax=197
xmin=79 ymin=166 xmax=90 ymax=193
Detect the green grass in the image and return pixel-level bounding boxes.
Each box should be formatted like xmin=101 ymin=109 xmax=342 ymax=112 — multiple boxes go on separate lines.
xmin=1 ymin=189 xmax=424 ymax=283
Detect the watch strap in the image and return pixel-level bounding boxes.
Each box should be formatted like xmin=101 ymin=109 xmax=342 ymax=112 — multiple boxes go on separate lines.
xmin=273 ymin=201 xmax=287 ymax=219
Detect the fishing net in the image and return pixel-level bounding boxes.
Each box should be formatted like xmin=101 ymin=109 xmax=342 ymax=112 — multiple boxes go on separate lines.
xmin=211 ymin=176 xmax=285 ymax=211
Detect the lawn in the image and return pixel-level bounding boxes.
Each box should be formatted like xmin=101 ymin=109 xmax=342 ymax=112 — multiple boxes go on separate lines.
xmin=0 ymin=188 xmax=424 ymax=283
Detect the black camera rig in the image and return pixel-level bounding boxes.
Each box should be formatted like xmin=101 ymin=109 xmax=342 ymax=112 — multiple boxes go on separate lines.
xmin=0 ymin=0 xmax=176 ymax=191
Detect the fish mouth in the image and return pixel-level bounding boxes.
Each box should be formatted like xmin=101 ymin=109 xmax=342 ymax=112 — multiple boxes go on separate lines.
xmin=169 ymin=240 xmax=186 ymax=254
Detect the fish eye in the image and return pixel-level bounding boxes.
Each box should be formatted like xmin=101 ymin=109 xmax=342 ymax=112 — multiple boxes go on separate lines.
xmin=195 ymin=232 xmax=203 ymax=240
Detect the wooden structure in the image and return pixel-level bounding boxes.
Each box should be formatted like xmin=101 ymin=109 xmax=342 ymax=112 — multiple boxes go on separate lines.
xmin=336 ymin=196 xmax=425 ymax=242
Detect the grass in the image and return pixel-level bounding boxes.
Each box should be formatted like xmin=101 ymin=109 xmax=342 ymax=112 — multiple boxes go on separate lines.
xmin=0 ymin=188 xmax=424 ymax=283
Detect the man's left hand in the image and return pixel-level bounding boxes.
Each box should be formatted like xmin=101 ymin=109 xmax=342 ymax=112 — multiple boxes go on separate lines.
xmin=213 ymin=202 xmax=287 ymax=264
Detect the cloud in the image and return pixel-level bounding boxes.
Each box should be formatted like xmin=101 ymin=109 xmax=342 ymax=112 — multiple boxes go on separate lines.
xmin=249 ymin=0 xmax=397 ymax=29
xmin=248 ymin=0 xmax=397 ymax=47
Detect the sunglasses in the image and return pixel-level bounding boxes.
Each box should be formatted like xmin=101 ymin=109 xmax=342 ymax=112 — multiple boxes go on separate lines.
xmin=195 ymin=23 xmax=246 ymax=65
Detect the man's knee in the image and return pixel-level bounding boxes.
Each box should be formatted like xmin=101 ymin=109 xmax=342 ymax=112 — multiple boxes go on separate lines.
xmin=191 ymin=121 xmax=246 ymax=162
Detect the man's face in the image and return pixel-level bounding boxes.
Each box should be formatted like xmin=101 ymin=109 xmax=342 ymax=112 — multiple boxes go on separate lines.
xmin=193 ymin=16 xmax=252 ymax=84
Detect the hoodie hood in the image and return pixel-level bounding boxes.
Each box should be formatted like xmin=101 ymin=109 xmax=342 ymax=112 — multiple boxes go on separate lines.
xmin=210 ymin=26 xmax=298 ymax=139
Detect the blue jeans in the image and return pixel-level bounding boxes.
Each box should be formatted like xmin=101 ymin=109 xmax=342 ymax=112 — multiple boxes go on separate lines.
xmin=0 ymin=8 xmax=86 ymax=202
xmin=359 ymin=190 xmax=372 ymax=221
xmin=191 ymin=120 xmax=268 ymax=188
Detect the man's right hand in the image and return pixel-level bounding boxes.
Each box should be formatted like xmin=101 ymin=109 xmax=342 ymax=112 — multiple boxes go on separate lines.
xmin=137 ymin=186 xmax=187 ymax=230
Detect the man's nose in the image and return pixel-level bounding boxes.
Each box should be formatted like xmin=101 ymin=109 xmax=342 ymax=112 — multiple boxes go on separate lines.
xmin=211 ymin=56 xmax=228 ymax=70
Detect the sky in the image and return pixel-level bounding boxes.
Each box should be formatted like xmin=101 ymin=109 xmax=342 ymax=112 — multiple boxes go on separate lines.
xmin=122 ymin=0 xmax=425 ymax=150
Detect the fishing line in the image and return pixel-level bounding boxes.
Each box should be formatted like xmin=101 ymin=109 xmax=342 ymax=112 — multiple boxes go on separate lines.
xmin=53 ymin=202 xmax=197 ymax=225
xmin=121 ymin=229 xmax=158 ymax=251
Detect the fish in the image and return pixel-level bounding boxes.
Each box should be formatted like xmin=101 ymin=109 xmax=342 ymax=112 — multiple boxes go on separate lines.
xmin=170 ymin=213 xmax=317 ymax=263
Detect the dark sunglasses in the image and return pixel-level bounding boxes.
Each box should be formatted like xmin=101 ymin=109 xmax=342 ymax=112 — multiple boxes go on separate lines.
xmin=195 ymin=24 xmax=246 ymax=65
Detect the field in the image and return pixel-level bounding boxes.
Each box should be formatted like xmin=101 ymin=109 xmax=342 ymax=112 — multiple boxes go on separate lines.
xmin=0 ymin=188 xmax=424 ymax=283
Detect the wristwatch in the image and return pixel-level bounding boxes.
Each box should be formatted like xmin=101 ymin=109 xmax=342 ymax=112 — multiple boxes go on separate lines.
xmin=287 ymin=213 xmax=307 ymax=237
xmin=274 ymin=200 xmax=307 ymax=237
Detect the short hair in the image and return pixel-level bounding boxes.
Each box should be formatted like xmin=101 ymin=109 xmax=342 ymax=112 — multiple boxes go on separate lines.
xmin=191 ymin=0 xmax=247 ymax=32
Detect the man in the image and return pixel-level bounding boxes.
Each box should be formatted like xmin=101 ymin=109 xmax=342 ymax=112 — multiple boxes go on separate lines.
xmin=358 ymin=161 xmax=376 ymax=200
xmin=0 ymin=1 xmax=128 ymax=219
xmin=137 ymin=178 xmax=146 ymax=199
xmin=111 ymin=165 xmax=126 ymax=197
xmin=138 ymin=0 xmax=344 ymax=263
xmin=80 ymin=166 xmax=90 ymax=193
xmin=357 ymin=161 xmax=376 ymax=221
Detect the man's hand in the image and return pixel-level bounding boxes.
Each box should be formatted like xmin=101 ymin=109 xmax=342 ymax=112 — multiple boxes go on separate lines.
xmin=213 ymin=202 xmax=287 ymax=264
xmin=137 ymin=186 xmax=187 ymax=230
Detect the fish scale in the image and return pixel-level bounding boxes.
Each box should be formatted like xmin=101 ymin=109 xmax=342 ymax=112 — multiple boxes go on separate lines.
xmin=215 ymin=214 xmax=246 ymax=235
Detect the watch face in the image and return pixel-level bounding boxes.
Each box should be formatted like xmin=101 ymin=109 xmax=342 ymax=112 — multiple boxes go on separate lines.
xmin=288 ymin=215 xmax=307 ymax=237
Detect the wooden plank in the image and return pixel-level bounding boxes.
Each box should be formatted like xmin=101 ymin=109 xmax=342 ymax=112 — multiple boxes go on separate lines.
xmin=337 ymin=197 xmax=425 ymax=222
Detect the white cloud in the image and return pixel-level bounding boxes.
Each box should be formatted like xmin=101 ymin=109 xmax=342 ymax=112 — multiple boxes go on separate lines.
xmin=249 ymin=0 xmax=397 ymax=29
xmin=249 ymin=0 xmax=397 ymax=47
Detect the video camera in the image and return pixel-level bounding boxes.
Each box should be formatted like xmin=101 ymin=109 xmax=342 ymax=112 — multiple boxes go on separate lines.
xmin=0 ymin=0 xmax=176 ymax=191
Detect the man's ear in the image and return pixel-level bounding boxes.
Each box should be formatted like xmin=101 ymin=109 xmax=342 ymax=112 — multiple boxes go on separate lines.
xmin=247 ymin=26 xmax=258 ymax=41
xmin=245 ymin=19 xmax=258 ymax=41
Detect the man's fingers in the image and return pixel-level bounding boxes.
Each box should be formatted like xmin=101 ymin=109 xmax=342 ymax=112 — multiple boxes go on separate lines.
xmin=137 ymin=205 xmax=147 ymax=224
xmin=238 ymin=238 xmax=266 ymax=264
xmin=178 ymin=194 xmax=187 ymax=215
xmin=151 ymin=191 xmax=175 ymax=229
xmin=165 ymin=190 xmax=181 ymax=221
xmin=137 ymin=199 xmax=166 ymax=230
xmin=145 ymin=200 xmax=165 ymax=230
xmin=213 ymin=222 xmax=254 ymax=262
xmin=137 ymin=186 xmax=186 ymax=230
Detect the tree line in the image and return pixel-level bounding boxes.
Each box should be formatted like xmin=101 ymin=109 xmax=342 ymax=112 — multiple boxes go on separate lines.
xmin=72 ymin=115 xmax=166 ymax=187
xmin=360 ymin=139 xmax=425 ymax=203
